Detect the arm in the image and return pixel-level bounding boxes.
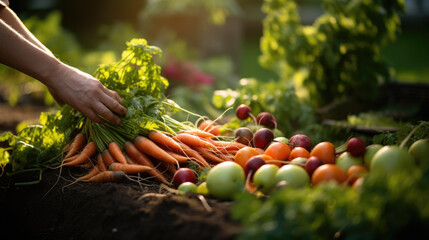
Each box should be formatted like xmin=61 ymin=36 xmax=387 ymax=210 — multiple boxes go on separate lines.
xmin=0 ymin=6 xmax=127 ymax=124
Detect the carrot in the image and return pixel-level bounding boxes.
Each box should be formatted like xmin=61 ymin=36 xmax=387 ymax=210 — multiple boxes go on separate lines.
xmin=97 ymin=153 xmax=107 ymax=172
xmin=164 ymin=150 xmax=190 ymax=163
xmin=161 ymin=162 xmax=177 ymax=175
xmin=125 ymin=155 xmax=136 ymax=164
xmin=173 ymin=133 xmax=216 ymax=149
xmin=179 ymin=130 xmax=216 ymax=139
xmin=77 ymin=166 xmax=100 ymax=181
xmin=148 ymin=130 xmax=183 ymax=153
xmin=176 ymin=142 xmax=210 ymax=168
xmin=108 ymin=141 xmax=127 ymax=164
xmin=64 ymin=133 xmax=86 ymax=158
xmin=108 ymin=162 xmax=152 ymax=174
xmin=134 ymin=136 xmax=179 ymax=166
xmin=63 ymin=142 xmax=97 ymax=167
xmin=101 ymin=149 xmax=116 ymax=167
xmin=87 ymin=170 xmax=126 ymax=183
xmin=123 ymin=141 xmax=170 ymax=185
xmin=196 ymin=148 xmax=225 ymax=163
xmin=210 ymin=140 xmax=247 ymax=151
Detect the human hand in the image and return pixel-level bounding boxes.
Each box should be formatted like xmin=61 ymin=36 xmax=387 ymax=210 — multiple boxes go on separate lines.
xmin=48 ymin=65 xmax=127 ymax=125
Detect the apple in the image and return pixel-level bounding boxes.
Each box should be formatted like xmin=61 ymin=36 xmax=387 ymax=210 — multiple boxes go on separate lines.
xmin=177 ymin=182 xmax=198 ymax=196
xmin=253 ymin=164 xmax=279 ymax=194
xmin=370 ymin=146 xmax=415 ymax=174
xmin=206 ymin=161 xmax=245 ymax=200
xmin=336 ymin=152 xmax=363 ymax=172
xmin=253 ymin=128 xmax=274 ymax=149
xmin=363 ymin=144 xmax=383 ymax=167
xmin=274 ymin=164 xmax=310 ymax=188
xmin=290 ymin=157 xmax=307 ymax=166
xmin=289 ymin=134 xmax=312 ymax=151
xmin=172 ymin=168 xmax=197 ymax=188
xmin=304 ymin=156 xmax=324 ymax=176
xmin=408 ymin=139 xmax=429 ymax=170
xmin=244 ymin=156 xmax=266 ymax=180
xmin=346 ymin=137 xmax=366 ymax=157
xmin=196 ymin=182 xmax=209 ymax=195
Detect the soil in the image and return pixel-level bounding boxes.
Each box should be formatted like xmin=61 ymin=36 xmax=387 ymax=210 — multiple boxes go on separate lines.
xmin=0 ymin=102 xmax=242 ymax=240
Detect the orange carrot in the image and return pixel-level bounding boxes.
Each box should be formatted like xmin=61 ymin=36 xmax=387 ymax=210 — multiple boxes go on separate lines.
xmin=176 ymin=142 xmax=210 ymax=168
xmin=161 ymin=162 xmax=177 ymax=175
xmin=101 ymin=149 xmax=116 ymax=167
xmin=108 ymin=141 xmax=127 ymax=164
xmin=173 ymin=133 xmax=216 ymax=149
xmin=123 ymin=141 xmax=170 ymax=185
xmin=179 ymin=130 xmax=216 ymax=139
xmin=125 ymin=155 xmax=136 ymax=164
xmin=134 ymin=136 xmax=179 ymax=165
xmin=63 ymin=142 xmax=97 ymax=167
xmin=196 ymin=148 xmax=225 ymax=163
xmin=77 ymin=166 xmax=100 ymax=181
xmin=108 ymin=162 xmax=152 ymax=174
xmin=96 ymin=153 xmax=107 ymax=172
xmin=148 ymin=130 xmax=183 ymax=153
xmin=64 ymin=133 xmax=86 ymax=158
xmin=164 ymin=150 xmax=190 ymax=163
xmin=87 ymin=170 xmax=126 ymax=183
xmin=210 ymin=140 xmax=247 ymax=151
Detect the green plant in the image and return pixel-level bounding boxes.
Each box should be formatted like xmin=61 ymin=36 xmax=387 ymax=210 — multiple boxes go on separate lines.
xmin=259 ymin=0 xmax=405 ymax=107
xmin=213 ymin=78 xmax=315 ymax=135
xmin=141 ymin=0 xmax=241 ymax=25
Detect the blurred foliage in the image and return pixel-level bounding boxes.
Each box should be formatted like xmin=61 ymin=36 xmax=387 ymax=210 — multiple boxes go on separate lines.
xmin=141 ymin=0 xmax=242 ymax=25
xmin=259 ymin=0 xmax=405 ymax=108
xmin=373 ymin=121 xmax=429 ymax=148
xmin=213 ymin=78 xmax=316 ymax=135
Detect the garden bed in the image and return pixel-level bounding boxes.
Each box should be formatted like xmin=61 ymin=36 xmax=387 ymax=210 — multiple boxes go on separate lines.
xmin=0 ymin=169 xmax=241 ymax=240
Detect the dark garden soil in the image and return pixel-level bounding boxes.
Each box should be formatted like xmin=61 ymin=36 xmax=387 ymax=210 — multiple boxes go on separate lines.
xmin=0 ymin=103 xmax=242 ymax=240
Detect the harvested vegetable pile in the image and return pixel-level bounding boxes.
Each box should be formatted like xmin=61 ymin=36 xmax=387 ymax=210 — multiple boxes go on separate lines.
xmin=0 ymin=38 xmax=242 ymax=186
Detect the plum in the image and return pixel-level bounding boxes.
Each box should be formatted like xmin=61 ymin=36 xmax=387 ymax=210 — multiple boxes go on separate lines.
xmin=304 ymin=156 xmax=324 ymax=176
xmin=289 ymin=134 xmax=312 ymax=152
xmin=253 ymin=128 xmax=274 ymax=149
xmin=234 ymin=127 xmax=254 ymax=146
xmin=235 ymin=104 xmax=256 ymax=123
xmin=346 ymin=137 xmax=366 ymax=157
xmin=244 ymin=156 xmax=266 ymax=181
xmin=256 ymin=112 xmax=277 ymax=129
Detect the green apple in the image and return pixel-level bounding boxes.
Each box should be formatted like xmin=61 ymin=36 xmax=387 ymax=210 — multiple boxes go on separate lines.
xmin=196 ymin=182 xmax=209 ymax=195
xmin=371 ymin=146 xmax=415 ymax=174
xmin=336 ymin=152 xmax=362 ymax=172
xmin=206 ymin=161 xmax=245 ymax=200
xmin=177 ymin=182 xmax=198 ymax=196
xmin=274 ymin=164 xmax=310 ymax=188
xmin=363 ymin=144 xmax=383 ymax=167
xmin=409 ymin=139 xmax=429 ymax=170
xmin=290 ymin=157 xmax=307 ymax=166
xmin=253 ymin=164 xmax=280 ymax=194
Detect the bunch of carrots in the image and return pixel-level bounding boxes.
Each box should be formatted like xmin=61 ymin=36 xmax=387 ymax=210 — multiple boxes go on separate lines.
xmin=61 ymin=129 xmax=247 ymax=184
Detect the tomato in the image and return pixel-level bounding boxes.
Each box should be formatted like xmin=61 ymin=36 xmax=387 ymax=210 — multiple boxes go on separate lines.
xmin=289 ymin=147 xmax=310 ymax=161
xmin=264 ymin=142 xmax=291 ymax=162
xmin=310 ymin=142 xmax=336 ymax=164
xmin=347 ymin=165 xmax=368 ymax=185
xmin=311 ymin=164 xmax=347 ymax=186
xmin=234 ymin=147 xmax=261 ymax=169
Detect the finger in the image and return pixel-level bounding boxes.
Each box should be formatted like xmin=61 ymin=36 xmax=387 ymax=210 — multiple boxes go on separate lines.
xmin=79 ymin=107 xmax=104 ymax=124
xmin=92 ymin=102 xmax=121 ymax=125
xmin=100 ymin=93 xmax=127 ymax=116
